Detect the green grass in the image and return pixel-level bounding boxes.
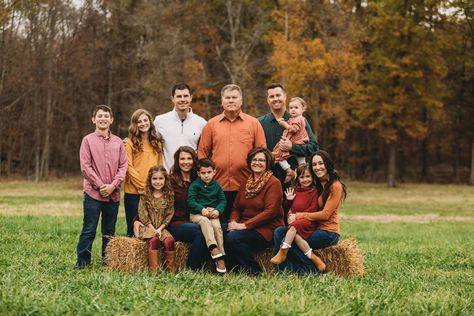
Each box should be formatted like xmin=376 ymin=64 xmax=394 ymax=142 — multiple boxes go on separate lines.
xmin=1 ymin=180 xmax=474 ymax=315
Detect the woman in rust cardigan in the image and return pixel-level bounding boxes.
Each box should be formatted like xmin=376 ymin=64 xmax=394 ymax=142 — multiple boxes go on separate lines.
xmin=225 ymin=147 xmax=284 ymax=275
xmin=273 ymin=150 xmax=346 ymax=273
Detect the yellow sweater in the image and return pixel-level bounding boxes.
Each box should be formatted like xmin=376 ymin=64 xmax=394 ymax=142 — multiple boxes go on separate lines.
xmin=123 ymin=138 xmax=163 ymax=194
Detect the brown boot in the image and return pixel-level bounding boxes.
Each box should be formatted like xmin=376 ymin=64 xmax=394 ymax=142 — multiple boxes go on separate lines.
xmin=165 ymin=251 xmax=176 ymax=273
xmin=148 ymin=249 xmax=160 ymax=272
xmin=310 ymin=252 xmax=326 ymax=272
xmin=270 ymin=246 xmax=289 ymax=265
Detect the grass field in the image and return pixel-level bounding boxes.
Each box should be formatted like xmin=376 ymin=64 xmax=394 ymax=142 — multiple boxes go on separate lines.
xmin=1 ymin=179 xmax=473 ymax=315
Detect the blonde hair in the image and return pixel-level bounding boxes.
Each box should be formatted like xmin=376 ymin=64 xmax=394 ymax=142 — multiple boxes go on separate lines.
xmin=127 ymin=109 xmax=162 ymax=154
xmin=289 ymin=97 xmax=307 ymax=112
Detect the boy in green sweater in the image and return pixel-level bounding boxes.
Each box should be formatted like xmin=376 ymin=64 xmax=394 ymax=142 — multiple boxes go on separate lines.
xmin=188 ymin=158 xmax=227 ymax=273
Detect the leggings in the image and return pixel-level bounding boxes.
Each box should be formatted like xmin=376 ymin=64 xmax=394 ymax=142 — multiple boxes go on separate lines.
xmin=148 ymin=236 xmax=175 ymax=251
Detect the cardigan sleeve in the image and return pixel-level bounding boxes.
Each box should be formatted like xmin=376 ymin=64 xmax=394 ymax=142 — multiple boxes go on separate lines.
xmin=244 ymin=179 xmax=282 ymax=229
xmin=296 ymin=182 xmax=343 ymax=221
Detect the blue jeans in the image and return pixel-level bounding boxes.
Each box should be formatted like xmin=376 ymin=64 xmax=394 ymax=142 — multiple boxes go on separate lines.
xmin=124 ymin=193 xmax=140 ymax=237
xmin=168 ymin=222 xmax=209 ymax=270
xmin=225 ymin=229 xmax=270 ymax=275
xmin=273 ymin=226 xmax=339 ymax=273
xmin=76 ymin=193 xmax=119 ymax=266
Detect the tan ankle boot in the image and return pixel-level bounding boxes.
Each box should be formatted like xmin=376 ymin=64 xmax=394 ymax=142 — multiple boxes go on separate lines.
xmin=270 ymin=246 xmax=289 ymax=265
xmin=165 ymin=251 xmax=176 ymax=273
xmin=148 ymin=249 xmax=160 ymax=272
xmin=310 ymin=253 xmax=326 ymax=272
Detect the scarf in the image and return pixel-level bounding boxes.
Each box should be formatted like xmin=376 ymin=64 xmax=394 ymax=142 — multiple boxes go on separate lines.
xmin=245 ymin=170 xmax=273 ymax=199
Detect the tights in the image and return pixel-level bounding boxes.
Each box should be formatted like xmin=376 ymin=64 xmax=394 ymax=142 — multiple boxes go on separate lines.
xmin=148 ymin=236 xmax=175 ymax=251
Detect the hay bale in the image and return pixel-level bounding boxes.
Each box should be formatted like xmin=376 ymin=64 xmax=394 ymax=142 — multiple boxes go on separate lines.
xmin=106 ymin=236 xmax=364 ymax=277
xmin=105 ymin=237 xmax=191 ymax=272
xmin=105 ymin=237 xmax=148 ymax=272
xmin=256 ymin=238 xmax=364 ymax=277
xmin=316 ymin=238 xmax=364 ymax=277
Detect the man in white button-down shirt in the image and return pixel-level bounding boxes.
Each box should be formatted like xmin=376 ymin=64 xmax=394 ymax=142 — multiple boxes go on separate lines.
xmin=154 ymin=83 xmax=207 ymax=171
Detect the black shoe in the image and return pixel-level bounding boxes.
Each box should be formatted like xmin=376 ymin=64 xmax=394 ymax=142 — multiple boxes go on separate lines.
xmin=74 ymin=262 xmax=89 ymax=269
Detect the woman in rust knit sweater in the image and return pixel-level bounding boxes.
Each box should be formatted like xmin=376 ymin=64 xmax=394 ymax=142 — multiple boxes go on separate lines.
xmin=225 ymin=147 xmax=284 ymax=275
xmin=273 ymin=150 xmax=346 ymax=273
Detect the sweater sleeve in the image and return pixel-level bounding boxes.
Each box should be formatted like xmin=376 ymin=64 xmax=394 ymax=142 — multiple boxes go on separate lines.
xmin=244 ymin=179 xmax=282 ymax=229
xmin=291 ymin=118 xmax=318 ymax=157
xmin=124 ymin=139 xmax=146 ymax=191
xmin=296 ymin=182 xmax=342 ymax=221
xmin=215 ymin=185 xmax=227 ymax=213
xmin=187 ymin=182 xmax=206 ymax=214
xmin=286 ymin=117 xmax=303 ymax=134
xmin=229 ymin=187 xmax=243 ymax=222
xmin=138 ymin=196 xmax=151 ymax=226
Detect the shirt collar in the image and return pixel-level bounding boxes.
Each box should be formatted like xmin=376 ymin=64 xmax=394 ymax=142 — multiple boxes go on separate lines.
xmin=269 ymin=110 xmax=290 ymax=122
xmin=219 ymin=111 xmax=245 ymax=122
xmin=94 ymin=130 xmax=111 ymax=139
xmin=172 ymin=108 xmax=194 ymax=120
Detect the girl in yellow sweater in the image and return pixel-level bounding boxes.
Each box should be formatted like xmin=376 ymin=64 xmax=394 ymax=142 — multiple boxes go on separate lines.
xmin=124 ymin=109 xmax=163 ymax=237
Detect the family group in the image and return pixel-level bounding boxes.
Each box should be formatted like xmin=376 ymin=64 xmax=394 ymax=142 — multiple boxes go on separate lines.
xmin=74 ymin=83 xmax=346 ymax=276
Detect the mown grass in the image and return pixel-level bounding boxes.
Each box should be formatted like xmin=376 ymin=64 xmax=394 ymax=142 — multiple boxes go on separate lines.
xmin=1 ymin=180 xmax=473 ymax=315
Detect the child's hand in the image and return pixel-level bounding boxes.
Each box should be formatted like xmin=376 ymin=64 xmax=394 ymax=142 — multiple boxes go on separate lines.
xmin=155 ymin=228 xmax=162 ymax=238
xmin=201 ymin=208 xmax=210 ymax=217
xmin=211 ymin=210 xmax=220 ymax=219
xmin=285 ymin=187 xmax=296 ymax=200
xmin=99 ymin=184 xmax=115 ymax=197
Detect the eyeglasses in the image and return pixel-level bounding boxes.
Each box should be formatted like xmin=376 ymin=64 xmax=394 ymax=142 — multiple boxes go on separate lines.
xmin=251 ymin=158 xmax=266 ymax=163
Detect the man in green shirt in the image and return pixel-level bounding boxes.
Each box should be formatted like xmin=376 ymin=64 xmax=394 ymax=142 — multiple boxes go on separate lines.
xmin=258 ymin=83 xmax=319 ymax=185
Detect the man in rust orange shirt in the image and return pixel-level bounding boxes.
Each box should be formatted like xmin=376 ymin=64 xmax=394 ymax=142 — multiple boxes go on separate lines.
xmin=198 ymin=84 xmax=266 ymax=221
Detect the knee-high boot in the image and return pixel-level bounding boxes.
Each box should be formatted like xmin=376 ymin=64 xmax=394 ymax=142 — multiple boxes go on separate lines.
xmin=148 ymin=249 xmax=160 ymax=272
xmin=165 ymin=251 xmax=176 ymax=273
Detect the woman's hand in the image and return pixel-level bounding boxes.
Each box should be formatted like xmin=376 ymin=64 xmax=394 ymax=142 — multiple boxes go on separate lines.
xmin=285 ymin=187 xmax=296 ymax=200
xmin=228 ymin=221 xmax=246 ymax=231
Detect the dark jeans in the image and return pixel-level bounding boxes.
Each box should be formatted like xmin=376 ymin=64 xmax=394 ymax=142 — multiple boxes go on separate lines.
xmin=273 ymin=226 xmax=339 ymax=273
xmin=76 ymin=193 xmax=119 ymax=267
xmin=124 ymin=193 xmax=140 ymax=237
xmin=168 ymin=222 xmax=209 ymax=270
xmin=223 ymin=191 xmax=238 ymax=222
xmin=225 ymin=229 xmax=270 ymax=275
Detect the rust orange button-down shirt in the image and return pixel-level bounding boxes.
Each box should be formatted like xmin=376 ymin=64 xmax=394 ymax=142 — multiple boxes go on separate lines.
xmin=198 ymin=111 xmax=266 ymax=191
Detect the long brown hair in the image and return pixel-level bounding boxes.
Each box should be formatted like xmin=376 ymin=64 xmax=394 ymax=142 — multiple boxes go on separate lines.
xmin=143 ymin=165 xmax=174 ymax=210
xmin=127 ymin=109 xmax=162 ymax=154
xmin=309 ymin=150 xmax=347 ymax=206
xmin=169 ymin=146 xmax=198 ymax=187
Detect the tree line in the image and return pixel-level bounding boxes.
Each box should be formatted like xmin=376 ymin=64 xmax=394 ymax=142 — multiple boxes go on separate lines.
xmin=1 ymin=0 xmax=473 ymax=186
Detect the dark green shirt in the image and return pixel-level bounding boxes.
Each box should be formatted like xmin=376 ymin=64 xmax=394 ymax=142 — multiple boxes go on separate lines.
xmin=258 ymin=111 xmax=319 ymax=157
xmin=187 ymin=178 xmax=227 ymax=214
